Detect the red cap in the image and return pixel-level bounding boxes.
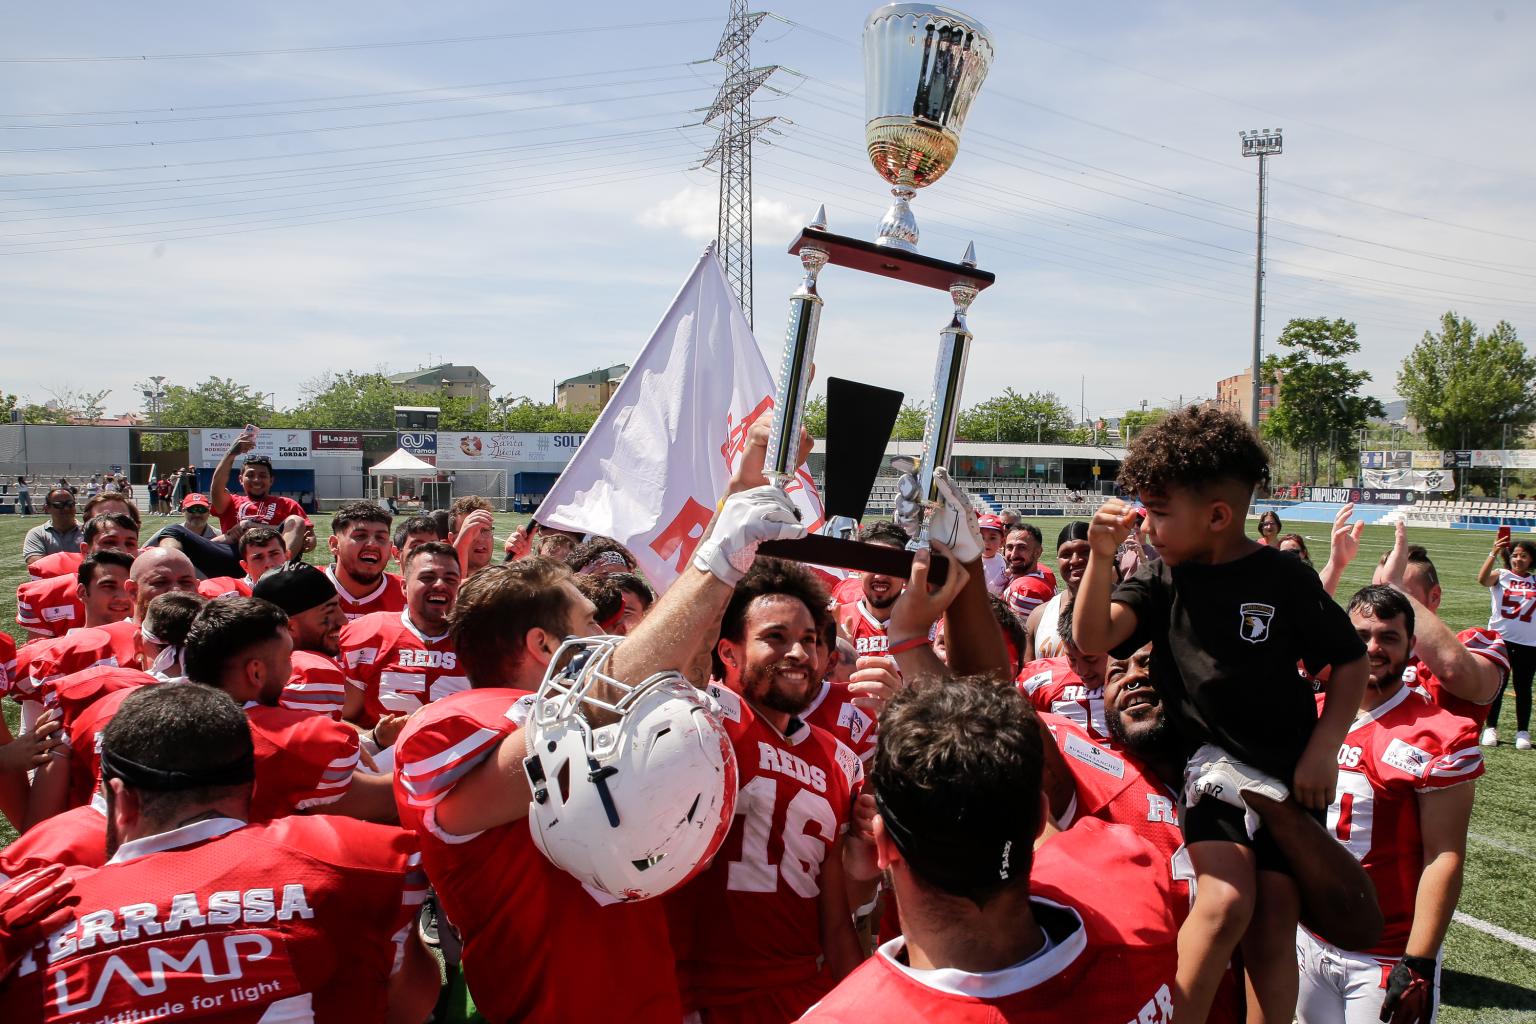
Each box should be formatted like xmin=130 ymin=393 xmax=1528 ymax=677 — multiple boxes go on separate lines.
xmin=977 ymin=514 xmax=1004 ymax=534
xmin=181 ymin=492 xmax=211 ymax=510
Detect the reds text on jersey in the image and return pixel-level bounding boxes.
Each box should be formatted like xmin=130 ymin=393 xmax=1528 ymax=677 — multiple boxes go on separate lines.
xmin=0 ymin=815 xmax=419 ymax=1022
xmin=1019 ymin=657 xmax=1109 ymax=742
xmin=799 ymin=818 xmax=1176 ymax=1024
xmin=669 ymin=683 xmax=862 ymax=1016
xmin=393 ymin=688 xmax=684 ymax=1024
xmin=216 ymin=493 xmax=310 ymax=533
xmin=341 ymin=610 xmax=466 ymax=726
xmin=1322 ymin=686 xmax=1483 ymax=958
xmin=835 ymin=600 xmax=889 ymax=657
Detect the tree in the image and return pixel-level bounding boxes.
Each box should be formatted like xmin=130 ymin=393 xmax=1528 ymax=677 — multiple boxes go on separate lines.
xmin=290 ymin=372 xmax=417 ymax=429
xmin=0 ymin=393 xmax=17 ymax=423
xmin=1118 ymin=407 xmax=1168 ymax=443
xmin=956 ymin=389 xmax=1075 ymax=443
xmin=893 ymin=401 xmax=927 ymax=441
xmin=802 ymin=395 xmax=827 ymax=439
xmin=1261 ymin=317 xmax=1385 ymax=483
xmin=1397 ymin=312 xmax=1536 ymax=450
xmin=157 ymin=377 xmax=275 ymax=428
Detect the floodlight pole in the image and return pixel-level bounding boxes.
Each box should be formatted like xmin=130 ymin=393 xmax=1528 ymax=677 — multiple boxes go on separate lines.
xmin=1241 ymin=129 xmax=1283 ymax=432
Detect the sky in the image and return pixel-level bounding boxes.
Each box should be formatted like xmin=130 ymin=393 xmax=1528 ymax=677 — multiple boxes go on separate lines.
xmin=2 ymin=1 xmax=1533 ymax=426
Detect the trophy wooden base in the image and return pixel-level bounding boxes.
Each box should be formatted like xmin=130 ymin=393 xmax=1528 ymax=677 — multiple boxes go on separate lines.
xmin=788 ymin=227 xmax=996 ymax=293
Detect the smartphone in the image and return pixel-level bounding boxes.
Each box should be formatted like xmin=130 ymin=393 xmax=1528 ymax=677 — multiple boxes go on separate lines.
xmin=1499 ymin=525 xmax=1513 ymax=568
xmin=1499 ymin=525 xmax=1512 ymax=544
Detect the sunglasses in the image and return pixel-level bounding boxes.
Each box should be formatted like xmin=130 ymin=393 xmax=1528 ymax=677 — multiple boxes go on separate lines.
xmin=47 ymin=500 xmax=74 ymax=509
xmin=185 ymin=506 xmax=210 ymax=514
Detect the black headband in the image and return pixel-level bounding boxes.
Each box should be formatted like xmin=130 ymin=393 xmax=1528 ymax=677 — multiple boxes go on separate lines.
xmin=874 ymin=785 xmax=1025 ymax=897
xmin=100 ymin=745 xmax=254 ymax=792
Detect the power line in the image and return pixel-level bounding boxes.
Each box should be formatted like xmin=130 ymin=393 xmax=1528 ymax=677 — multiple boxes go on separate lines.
xmin=0 ymin=19 xmax=718 ymax=63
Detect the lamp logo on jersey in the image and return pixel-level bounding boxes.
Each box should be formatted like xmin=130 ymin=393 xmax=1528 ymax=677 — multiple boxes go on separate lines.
xmin=1238 ymin=602 xmax=1275 ymax=644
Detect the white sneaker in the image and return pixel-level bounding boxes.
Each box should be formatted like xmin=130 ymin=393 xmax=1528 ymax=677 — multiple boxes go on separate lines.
xmin=1183 ymin=744 xmax=1290 ymax=811
xmin=1482 ymin=727 xmax=1499 ymax=747
xmin=1517 ymin=731 xmax=1532 ymax=751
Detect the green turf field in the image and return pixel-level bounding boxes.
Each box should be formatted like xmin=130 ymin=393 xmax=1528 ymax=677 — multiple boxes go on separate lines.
xmin=0 ymin=510 xmax=1532 ymax=1020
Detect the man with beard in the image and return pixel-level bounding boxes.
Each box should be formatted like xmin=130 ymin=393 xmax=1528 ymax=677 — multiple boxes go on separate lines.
xmin=1017 ymin=598 xmax=1111 ymax=742
xmin=1002 ymin=523 xmax=1057 ymax=619
xmin=1042 ymin=644 xmax=1383 ymax=1024
xmin=670 ymin=558 xmax=865 ymax=1023
xmin=325 ymin=501 xmax=406 ymax=621
xmin=340 ymin=542 xmax=465 ymax=730
xmin=1295 ymin=586 xmax=1482 ymax=1024
xmin=1026 ymin=521 xmax=1091 ymax=661
xmin=209 ymin=434 xmax=310 ymax=550
xmin=253 ymin=564 xmax=351 ymax=721
xmin=835 ymin=522 xmax=909 ymax=657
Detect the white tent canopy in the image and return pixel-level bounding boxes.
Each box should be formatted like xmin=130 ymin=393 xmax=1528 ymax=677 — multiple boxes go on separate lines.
xmin=370 ymin=448 xmax=436 ymax=475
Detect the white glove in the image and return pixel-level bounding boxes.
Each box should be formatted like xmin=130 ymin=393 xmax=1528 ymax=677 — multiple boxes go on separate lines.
xmin=893 ymin=463 xmax=983 ymax=563
xmin=692 ymin=486 xmax=807 ymax=585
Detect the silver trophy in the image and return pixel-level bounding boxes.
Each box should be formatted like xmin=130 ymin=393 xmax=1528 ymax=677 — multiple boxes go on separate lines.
xmin=764 ymin=206 xmax=830 ymax=491
xmin=864 ymin=3 xmax=994 ymax=252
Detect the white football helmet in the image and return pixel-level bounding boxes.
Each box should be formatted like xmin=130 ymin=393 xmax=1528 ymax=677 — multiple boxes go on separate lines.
xmin=523 ymin=636 xmax=738 ymax=902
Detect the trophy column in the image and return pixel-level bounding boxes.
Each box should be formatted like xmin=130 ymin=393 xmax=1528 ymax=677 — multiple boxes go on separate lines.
xmin=765 ymin=211 xmax=831 ymax=490
xmin=913 ymin=246 xmax=979 ymax=549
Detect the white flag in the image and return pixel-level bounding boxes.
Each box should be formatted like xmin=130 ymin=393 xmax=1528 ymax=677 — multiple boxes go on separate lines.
xmin=539 ymin=247 xmax=824 ymax=590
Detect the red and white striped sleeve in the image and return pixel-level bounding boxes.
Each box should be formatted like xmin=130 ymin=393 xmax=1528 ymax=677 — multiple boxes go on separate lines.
xmin=394 ymin=703 xmax=513 ymax=844
xmin=1458 ymin=627 xmax=1509 ymax=673
xmin=281 ymin=652 xmax=351 ymax=720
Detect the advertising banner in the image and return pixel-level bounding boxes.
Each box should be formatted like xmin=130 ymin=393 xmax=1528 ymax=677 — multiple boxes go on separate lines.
xmin=1411 ymin=451 xmax=1445 ymax=469
xmin=397 ymin=431 xmax=437 ymax=466
xmin=311 ymin=430 xmax=363 ymax=455
xmin=200 ymin=428 xmax=310 ymax=463
xmin=1307 ymin=486 xmax=1419 ymax=505
xmin=1362 ymin=468 xmax=1454 ymax=493
xmin=437 ymin=432 xmax=587 ymax=467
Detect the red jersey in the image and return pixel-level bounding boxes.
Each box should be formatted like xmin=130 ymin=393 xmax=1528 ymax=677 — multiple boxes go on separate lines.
xmin=21 ymin=621 xmax=140 ymax=705
xmin=1018 ymin=657 xmax=1108 ymax=742
xmin=830 ymin=575 xmax=864 ymax=608
xmin=0 ymin=815 xmax=418 ymax=1023
xmin=27 ymin=551 xmax=83 ymax=580
xmin=53 ymin=667 xmax=156 ymax=810
xmin=669 ymin=683 xmax=862 ymax=1013
xmin=800 ymin=680 xmax=878 ymax=763
xmin=216 ymin=492 xmax=309 ymax=532
xmin=1323 ymin=686 xmax=1484 ymax=958
xmin=1403 ymin=626 xmax=1508 ymax=726
xmin=325 ymin=565 xmax=406 ymax=622
xmin=15 ymin=574 xmax=83 ymax=640
xmin=0 ymin=799 xmax=107 ymax=880
xmin=280 ymin=650 xmax=351 ymax=720
xmin=835 ymin=599 xmax=890 ymax=657
xmin=1004 ymin=570 xmax=1056 ymax=617
xmin=246 ymin=704 xmax=360 ymax=821
xmin=196 ymin=576 xmax=253 ymax=600
xmin=394 ymin=688 xmax=683 ymax=1024
xmin=800 ymin=818 xmax=1176 ymax=1024
xmin=341 ymin=610 xmax=467 ymax=726
xmin=0 ymin=632 xmax=15 ymax=697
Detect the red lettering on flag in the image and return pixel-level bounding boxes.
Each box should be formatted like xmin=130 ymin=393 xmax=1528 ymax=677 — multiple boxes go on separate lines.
xmin=650 ymin=498 xmax=715 ymax=574
xmin=721 ymin=396 xmax=775 ymax=469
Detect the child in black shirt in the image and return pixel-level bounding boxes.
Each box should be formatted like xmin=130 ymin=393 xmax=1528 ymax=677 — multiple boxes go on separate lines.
xmin=1073 ymin=406 xmax=1368 ymax=1024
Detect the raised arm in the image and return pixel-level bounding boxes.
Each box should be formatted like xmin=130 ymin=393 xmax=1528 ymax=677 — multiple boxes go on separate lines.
xmin=1376 ymin=535 xmax=1502 ymax=705
xmin=1478 ymin=537 xmax=1508 ymax=588
xmin=1072 ymin=499 xmax=1141 ymax=655
xmin=1318 ymin=502 xmax=1361 ymax=597
xmin=209 ymin=430 xmax=255 ymax=518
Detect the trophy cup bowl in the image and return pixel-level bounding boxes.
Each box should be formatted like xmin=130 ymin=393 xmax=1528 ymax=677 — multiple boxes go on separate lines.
xmin=864 ymin=3 xmax=993 ymax=251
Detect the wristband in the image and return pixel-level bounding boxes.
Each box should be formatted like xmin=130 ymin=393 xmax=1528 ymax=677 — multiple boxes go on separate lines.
xmin=888 ymin=636 xmax=932 ymax=656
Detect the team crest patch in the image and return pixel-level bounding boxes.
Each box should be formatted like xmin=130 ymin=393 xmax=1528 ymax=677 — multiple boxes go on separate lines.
xmin=1238 ymin=602 xmax=1275 ymax=643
